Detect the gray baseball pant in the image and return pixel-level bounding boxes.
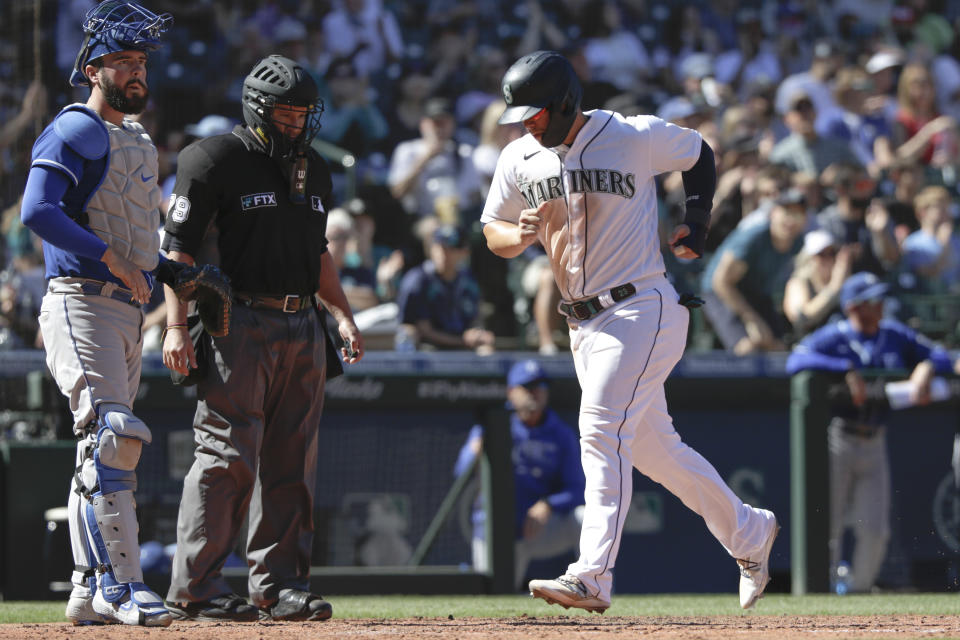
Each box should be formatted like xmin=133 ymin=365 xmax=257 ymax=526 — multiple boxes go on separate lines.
xmin=167 ymin=304 xmax=327 ymax=608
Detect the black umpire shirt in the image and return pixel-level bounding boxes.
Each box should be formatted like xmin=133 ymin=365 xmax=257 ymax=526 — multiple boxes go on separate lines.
xmin=162 ymin=125 xmax=333 ymax=296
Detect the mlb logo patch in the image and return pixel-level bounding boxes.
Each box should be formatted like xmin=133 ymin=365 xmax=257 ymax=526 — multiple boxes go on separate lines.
xmin=311 ymin=196 xmax=325 ymax=213
xmin=241 ymin=192 xmax=278 ymax=210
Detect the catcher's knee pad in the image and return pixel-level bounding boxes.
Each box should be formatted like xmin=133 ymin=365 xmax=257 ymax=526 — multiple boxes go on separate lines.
xmin=79 ymin=404 xmax=152 ymax=588
xmin=95 ymin=403 xmax=151 ymax=494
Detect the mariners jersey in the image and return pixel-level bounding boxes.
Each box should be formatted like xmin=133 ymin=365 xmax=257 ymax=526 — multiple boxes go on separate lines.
xmin=481 ymin=109 xmax=701 ymax=302
xmin=162 ymin=126 xmax=333 ymax=295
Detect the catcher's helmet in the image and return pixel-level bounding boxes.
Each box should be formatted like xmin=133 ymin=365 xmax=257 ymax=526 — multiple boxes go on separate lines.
xmin=499 ymin=51 xmax=582 ymax=148
xmin=242 ymin=55 xmax=324 ymax=161
xmin=70 ymin=1 xmax=172 ymax=87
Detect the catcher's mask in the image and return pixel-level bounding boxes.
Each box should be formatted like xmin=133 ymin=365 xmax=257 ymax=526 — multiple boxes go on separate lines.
xmin=70 ymin=0 xmax=172 ymax=88
xmin=498 ymin=50 xmax=582 ymax=148
xmin=242 ymin=55 xmax=324 ymax=162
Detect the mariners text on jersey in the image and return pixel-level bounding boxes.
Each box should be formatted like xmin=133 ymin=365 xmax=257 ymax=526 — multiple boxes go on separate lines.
xmin=519 ymin=168 xmax=637 ymax=208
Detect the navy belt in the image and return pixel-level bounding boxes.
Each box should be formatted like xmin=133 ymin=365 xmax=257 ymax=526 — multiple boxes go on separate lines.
xmin=79 ymin=281 xmax=141 ymax=308
xmin=235 ymin=292 xmax=314 ymax=313
xmin=559 ymin=283 xmax=637 ymax=321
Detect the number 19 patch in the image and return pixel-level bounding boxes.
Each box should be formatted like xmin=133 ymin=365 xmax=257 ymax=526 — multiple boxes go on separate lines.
xmin=168 ymin=194 xmax=190 ymax=223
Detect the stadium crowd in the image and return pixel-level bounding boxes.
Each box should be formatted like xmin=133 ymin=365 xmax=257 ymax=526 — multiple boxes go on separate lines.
xmin=2 ymin=0 xmax=960 ymax=355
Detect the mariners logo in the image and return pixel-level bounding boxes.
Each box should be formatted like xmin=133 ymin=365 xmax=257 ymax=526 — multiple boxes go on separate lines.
xmin=241 ymin=192 xmax=278 ymax=210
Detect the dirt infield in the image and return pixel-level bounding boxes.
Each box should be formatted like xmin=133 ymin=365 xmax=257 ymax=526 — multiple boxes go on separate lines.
xmin=4 ymin=615 xmax=960 ymax=639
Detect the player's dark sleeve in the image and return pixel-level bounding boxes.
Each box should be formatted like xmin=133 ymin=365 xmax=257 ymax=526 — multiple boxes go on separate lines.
xmin=161 ymin=141 xmax=222 ymax=257
xmin=675 ymin=139 xmax=716 ymax=257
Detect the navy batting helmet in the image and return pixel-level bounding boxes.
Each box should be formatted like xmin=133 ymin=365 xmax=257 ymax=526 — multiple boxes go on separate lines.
xmin=242 ymin=55 xmax=324 ymax=161
xmin=70 ymin=1 xmax=172 ymax=88
xmin=499 ymin=51 xmax=582 ymax=148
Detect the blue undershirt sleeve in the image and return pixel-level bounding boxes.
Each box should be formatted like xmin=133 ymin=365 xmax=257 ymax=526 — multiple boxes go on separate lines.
xmin=21 ymin=165 xmax=108 ymax=260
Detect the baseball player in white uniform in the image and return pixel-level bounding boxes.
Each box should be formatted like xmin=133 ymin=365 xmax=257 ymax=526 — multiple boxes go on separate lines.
xmin=481 ymin=51 xmax=779 ymax=612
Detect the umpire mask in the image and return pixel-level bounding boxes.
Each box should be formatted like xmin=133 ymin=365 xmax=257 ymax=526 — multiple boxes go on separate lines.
xmin=242 ymin=55 xmax=324 ymax=163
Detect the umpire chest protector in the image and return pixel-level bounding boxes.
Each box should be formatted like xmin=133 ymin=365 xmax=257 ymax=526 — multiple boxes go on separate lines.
xmin=77 ymin=107 xmax=162 ymax=270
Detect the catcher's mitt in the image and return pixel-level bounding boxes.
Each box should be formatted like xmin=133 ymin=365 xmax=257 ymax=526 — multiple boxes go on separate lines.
xmin=158 ymin=261 xmax=232 ymax=337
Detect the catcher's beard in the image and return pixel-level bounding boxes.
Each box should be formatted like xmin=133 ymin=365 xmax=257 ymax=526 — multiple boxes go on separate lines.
xmin=100 ymin=75 xmax=149 ymax=115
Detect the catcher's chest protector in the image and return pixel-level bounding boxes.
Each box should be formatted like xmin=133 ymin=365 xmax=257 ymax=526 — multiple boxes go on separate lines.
xmin=85 ymin=119 xmax=161 ymax=271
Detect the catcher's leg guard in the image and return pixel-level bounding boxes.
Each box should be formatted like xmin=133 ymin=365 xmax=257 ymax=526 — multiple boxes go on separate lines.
xmin=79 ymin=404 xmax=171 ymax=627
xmin=66 ymin=434 xmax=113 ymax=625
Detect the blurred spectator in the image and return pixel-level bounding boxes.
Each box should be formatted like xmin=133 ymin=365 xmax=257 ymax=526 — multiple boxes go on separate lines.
xmin=473 ymin=100 xmax=523 ymax=193
xmin=317 ymin=57 xmax=389 ymax=157
xmin=819 ymin=66 xmax=894 ymax=174
xmin=0 ymin=81 xmax=47 ymax=152
xmin=879 ymin=159 xmax=925 ymax=244
xmin=580 ymin=0 xmax=651 ymax=93
xmin=381 ymin=67 xmax=436 ymax=151
xmin=769 ymin=92 xmax=860 ymax=175
xmin=326 ymin=207 xmax=380 ymax=312
xmin=453 ymin=359 xmax=584 ymax=590
xmin=321 ymin=0 xmax=404 ymax=79
xmin=783 ymin=229 xmax=852 ymax=338
xmin=395 ymin=224 xmax=494 ymax=352
xmin=713 ymin=7 xmax=782 ymax=100
xmin=0 ymin=196 xmax=43 ymax=349
xmin=387 ymin=97 xmax=483 ymax=222
xmin=864 ymin=48 xmax=904 ymax=127
xmin=901 ymin=185 xmax=960 ymax=293
xmin=892 ymin=63 xmax=958 ymax=167
xmin=516 ymin=0 xmax=569 ymax=58
xmin=563 ymin=42 xmax=623 ymax=112
xmin=708 ymin=132 xmax=764 ymax=250
xmin=816 ymin=162 xmax=899 ymax=275
xmin=701 ymin=189 xmax=810 ymax=354
xmin=774 ymin=40 xmax=842 ymax=131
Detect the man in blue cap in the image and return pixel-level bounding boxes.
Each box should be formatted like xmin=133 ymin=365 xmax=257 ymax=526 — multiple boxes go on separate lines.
xmin=787 ymin=272 xmax=958 ymax=592
xmin=454 ymin=359 xmax=585 ymax=589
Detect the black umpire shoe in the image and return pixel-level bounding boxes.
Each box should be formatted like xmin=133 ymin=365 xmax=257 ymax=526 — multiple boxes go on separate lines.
xmin=165 ymin=594 xmax=259 ymax=622
xmin=259 ymin=588 xmax=332 ymax=621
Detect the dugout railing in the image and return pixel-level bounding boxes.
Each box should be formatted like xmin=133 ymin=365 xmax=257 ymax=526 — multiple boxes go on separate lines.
xmin=789 ymin=369 xmax=960 ymax=594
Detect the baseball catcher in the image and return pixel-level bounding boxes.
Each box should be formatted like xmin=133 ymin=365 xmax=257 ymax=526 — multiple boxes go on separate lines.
xmin=20 ymin=0 xmax=175 ymax=627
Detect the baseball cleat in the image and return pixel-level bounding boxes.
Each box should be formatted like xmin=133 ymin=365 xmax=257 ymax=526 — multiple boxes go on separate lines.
xmin=93 ymin=582 xmax=173 ymax=626
xmin=66 ymin=590 xmax=115 ymax=625
xmin=529 ymin=575 xmax=610 ymax=614
xmin=737 ymin=515 xmax=780 ymax=609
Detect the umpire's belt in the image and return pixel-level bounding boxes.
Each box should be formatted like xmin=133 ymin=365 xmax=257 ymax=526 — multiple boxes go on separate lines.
xmin=48 ymin=277 xmax=141 ymax=308
xmin=235 ymin=292 xmax=314 ymax=313
xmin=559 ymin=283 xmax=637 ymax=321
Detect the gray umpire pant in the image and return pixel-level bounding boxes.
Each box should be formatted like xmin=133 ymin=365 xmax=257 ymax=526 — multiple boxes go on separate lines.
xmin=167 ymin=304 xmax=327 ymax=608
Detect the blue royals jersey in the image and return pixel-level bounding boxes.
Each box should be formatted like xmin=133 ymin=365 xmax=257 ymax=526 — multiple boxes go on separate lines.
xmin=25 ymin=111 xmax=154 ymax=288
xmin=786 ymin=318 xmax=954 ymax=423
xmin=454 ymin=408 xmax=585 ymax=539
